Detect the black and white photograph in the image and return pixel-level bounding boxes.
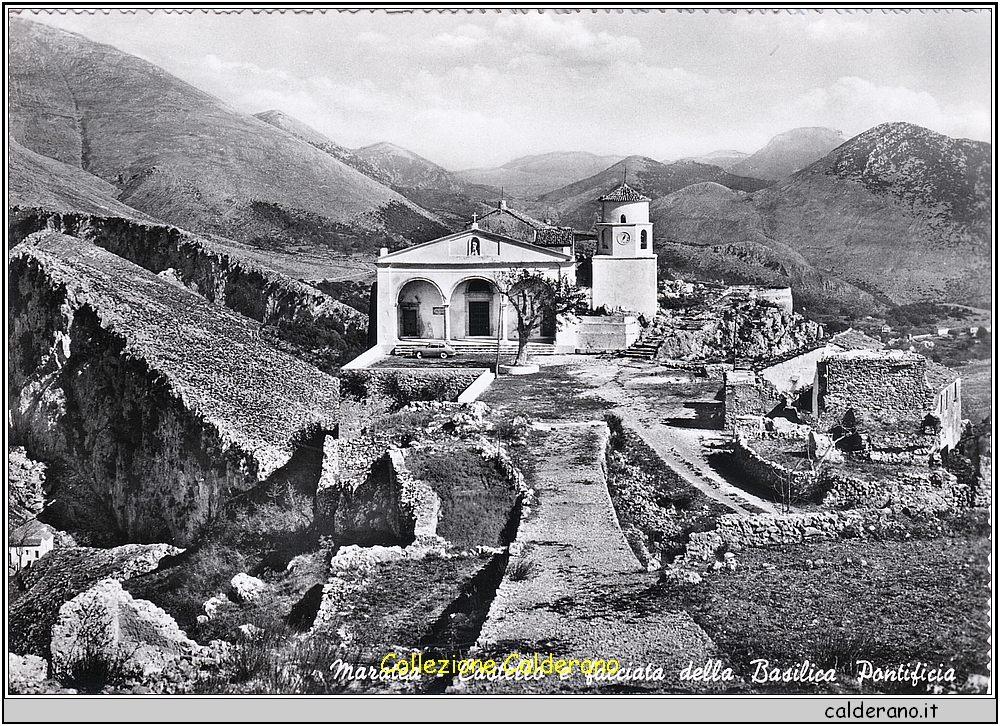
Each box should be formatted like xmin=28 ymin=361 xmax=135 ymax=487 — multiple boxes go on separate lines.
xmin=4 ymin=5 xmax=995 ymax=720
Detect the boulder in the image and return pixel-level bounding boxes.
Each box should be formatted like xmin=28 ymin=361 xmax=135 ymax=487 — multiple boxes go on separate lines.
xmin=329 ymin=544 xmax=405 ymax=572
xmin=203 ymin=594 xmax=232 ymax=620
xmin=8 ymin=652 xmax=49 ymax=694
xmin=230 ymin=573 xmax=268 ymax=605
xmin=51 ymin=579 xmax=199 ymax=684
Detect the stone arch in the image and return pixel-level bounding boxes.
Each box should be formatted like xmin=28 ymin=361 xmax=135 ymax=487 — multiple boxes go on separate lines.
xmin=397 ymin=278 xmax=445 ymax=340
xmin=449 ymin=276 xmax=500 ymax=339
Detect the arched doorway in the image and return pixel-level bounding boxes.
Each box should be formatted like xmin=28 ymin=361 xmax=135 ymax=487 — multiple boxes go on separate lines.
xmin=450 ymin=278 xmax=500 ymax=339
xmin=397 ymin=279 xmax=445 ymax=340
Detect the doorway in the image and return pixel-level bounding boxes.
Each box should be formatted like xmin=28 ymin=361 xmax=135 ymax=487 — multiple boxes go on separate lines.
xmin=468 ymin=301 xmax=491 ymax=337
xmin=401 ymin=308 xmax=419 ymax=337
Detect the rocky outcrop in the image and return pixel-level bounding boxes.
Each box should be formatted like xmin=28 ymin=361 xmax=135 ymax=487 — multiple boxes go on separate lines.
xmin=8 ymin=446 xmax=46 ymax=530
xmin=9 ymin=543 xmax=181 ymax=659
xmin=657 ymin=300 xmax=823 ymax=363
xmin=9 ymin=234 xmax=340 ymax=546
xmin=9 ymin=210 xmax=369 ymax=369
xmin=50 ymin=579 xmax=200 ymax=683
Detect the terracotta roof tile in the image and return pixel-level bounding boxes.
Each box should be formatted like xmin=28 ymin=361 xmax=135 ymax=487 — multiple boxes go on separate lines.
xmin=599 ymin=183 xmax=651 ymax=203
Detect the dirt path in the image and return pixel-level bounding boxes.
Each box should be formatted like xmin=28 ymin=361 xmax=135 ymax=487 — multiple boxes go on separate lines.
xmin=464 ymin=371 xmax=732 ymax=693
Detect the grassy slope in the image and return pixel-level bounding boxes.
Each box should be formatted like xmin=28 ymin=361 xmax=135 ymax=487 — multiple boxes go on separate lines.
xmin=9 ymin=139 xmax=154 ymax=221
xmin=656 ymin=535 xmax=991 ymax=694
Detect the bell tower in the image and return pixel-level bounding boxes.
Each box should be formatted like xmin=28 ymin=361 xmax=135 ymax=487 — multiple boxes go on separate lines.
xmin=591 ymin=177 xmax=658 ymax=319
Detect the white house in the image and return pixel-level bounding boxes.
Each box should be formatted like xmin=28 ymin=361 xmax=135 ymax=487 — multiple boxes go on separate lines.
xmin=8 ymin=519 xmax=54 ymax=572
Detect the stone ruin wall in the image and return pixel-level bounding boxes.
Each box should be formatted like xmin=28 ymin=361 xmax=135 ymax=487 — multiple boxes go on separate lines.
xmin=815 ymin=355 xmax=934 ymax=432
xmin=732 ymin=434 xmax=980 ymax=511
xmin=723 ymin=376 xmax=781 ymax=430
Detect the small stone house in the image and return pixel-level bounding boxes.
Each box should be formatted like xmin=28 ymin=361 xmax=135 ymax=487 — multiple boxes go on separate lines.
xmin=8 ymin=519 xmax=54 ymax=572
xmin=812 ymin=349 xmax=962 ymax=454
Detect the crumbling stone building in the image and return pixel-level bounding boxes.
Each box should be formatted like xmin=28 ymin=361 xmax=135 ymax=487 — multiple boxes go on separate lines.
xmin=812 ymin=349 xmax=961 ymax=455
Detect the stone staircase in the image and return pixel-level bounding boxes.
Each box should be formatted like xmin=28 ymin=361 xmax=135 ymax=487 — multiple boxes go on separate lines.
xmin=623 ymin=337 xmax=661 ymax=360
xmin=392 ymin=339 xmax=556 ymax=357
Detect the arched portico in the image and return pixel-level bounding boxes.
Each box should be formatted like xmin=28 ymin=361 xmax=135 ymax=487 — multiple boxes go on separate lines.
xmin=449 ymin=277 xmax=502 ymax=340
xmin=397 ymin=278 xmax=446 ymax=340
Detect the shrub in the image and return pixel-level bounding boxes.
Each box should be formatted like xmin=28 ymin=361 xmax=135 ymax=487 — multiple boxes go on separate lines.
xmin=813 ymin=630 xmax=882 ymax=672
xmin=60 ymin=600 xmax=138 ymax=693
xmin=507 ymin=558 xmax=537 ymax=582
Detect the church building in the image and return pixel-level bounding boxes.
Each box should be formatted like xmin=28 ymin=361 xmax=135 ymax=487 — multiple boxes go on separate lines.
xmin=372 ymin=181 xmax=658 ymax=354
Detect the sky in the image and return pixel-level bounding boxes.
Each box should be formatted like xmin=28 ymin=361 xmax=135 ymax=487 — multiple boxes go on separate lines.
xmin=15 ymin=7 xmax=995 ymax=171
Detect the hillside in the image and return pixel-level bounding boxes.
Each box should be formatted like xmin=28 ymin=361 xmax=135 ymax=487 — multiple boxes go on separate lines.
xmin=8 ymin=18 xmax=448 ymax=254
xmin=256 ymin=110 xmax=491 ymax=227
xmin=677 ymin=150 xmax=750 ymax=169
xmin=456 ymin=151 xmax=623 ymax=199
xmin=654 ymin=123 xmax=992 ymax=310
xmin=728 ymin=127 xmax=847 ymax=181
xmin=652 ymin=184 xmax=880 ymax=315
xmin=351 ymin=142 xmax=495 ymax=226
xmin=534 ymin=156 xmax=771 ymax=230
xmin=9 ymin=138 xmax=155 ymax=221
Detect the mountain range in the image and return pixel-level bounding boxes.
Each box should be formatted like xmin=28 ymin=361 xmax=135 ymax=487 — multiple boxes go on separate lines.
xmin=455 ymin=152 xmax=624 ymax=199
xmin=728 ymin=127 xmax=847 ymax=181
xmin=653 ymin=122 xmax=991 ymax=309
xmin=8 ymin=18 xmax=448 ymax=254
xmin=532 ymin=155 xmax=772 ymax=231
xmin=7 ymin=17 xmax=992 ymax=314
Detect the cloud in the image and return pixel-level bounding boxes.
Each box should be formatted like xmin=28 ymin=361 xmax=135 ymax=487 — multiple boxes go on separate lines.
xmin=428 ymin=24 xmax=489 ymax=52
xmin=782 ymin=76 xmax=991 ymax=141
xmin=493 ymin=13 xmax=643 ymax=65
xmin=801 ymin=16 xmax=872 ymax=41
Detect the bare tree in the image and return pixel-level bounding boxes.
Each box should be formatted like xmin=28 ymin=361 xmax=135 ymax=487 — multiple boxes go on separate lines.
xmin=493 ymin=269 xmax=587 ymax=366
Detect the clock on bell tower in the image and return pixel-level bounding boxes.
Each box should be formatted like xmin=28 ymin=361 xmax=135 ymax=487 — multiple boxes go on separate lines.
xmin=590 ymin=177 xmax=658 ymax=319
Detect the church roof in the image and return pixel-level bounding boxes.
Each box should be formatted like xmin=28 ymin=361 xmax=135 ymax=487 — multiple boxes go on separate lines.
xmin=476 ymin=202 xmax=548 ymax=230
xmin=599 ymin=183 xmax=650 ymax=203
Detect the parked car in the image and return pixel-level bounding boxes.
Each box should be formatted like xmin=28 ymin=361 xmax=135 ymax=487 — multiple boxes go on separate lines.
xmin=411 ymin=342 xmax=457 ymax=359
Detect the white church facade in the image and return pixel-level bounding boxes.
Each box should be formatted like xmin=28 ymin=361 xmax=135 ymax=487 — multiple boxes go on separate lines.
xmin=373 ymin=182 xmax=658 ymax=354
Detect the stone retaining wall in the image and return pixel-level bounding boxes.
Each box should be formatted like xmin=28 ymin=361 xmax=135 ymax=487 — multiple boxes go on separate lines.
xmin=340 ymin=368 xmax=485 ymax=406
xmin=682 ymin=510 xmax=876 ymax=564
xmin=731 ymin=433 xmax=819 ymax=501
